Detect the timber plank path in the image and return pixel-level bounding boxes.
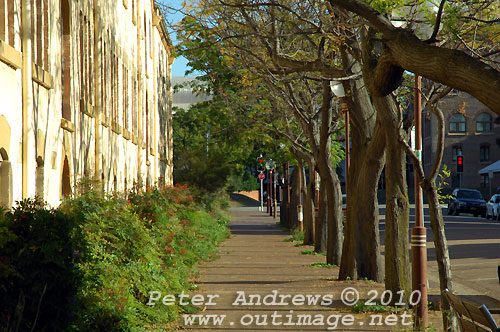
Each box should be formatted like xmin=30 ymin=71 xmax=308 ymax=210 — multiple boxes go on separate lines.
xmin=179 ymin=197 xmax=442 ymax=331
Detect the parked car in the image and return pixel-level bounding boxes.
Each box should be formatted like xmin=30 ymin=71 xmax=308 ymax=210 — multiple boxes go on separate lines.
xmin=447 ymin=188 xmax=487 ymax=217
xmin=486 ymin=194 xmax=500 ymax=220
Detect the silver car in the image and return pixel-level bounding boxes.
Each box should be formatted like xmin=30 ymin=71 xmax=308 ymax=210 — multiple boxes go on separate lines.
xmin=486 ymin=194 xmax=500 ymax=220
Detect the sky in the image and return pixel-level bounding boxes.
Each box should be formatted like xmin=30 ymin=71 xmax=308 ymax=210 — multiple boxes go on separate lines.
xmin=159 ymin=0 xmax=193 ymax=77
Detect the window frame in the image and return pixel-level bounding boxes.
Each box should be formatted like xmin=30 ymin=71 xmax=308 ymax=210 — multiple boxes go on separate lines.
xmin=449 ymin=113 xmax=466 ymax=133
xmin=476 ymin=113 xmax=492 ymax=133
xmin=480 ymin=145 xmax=490 ymax=162
xmin=480 ymin=174 xmax=489 ymax=189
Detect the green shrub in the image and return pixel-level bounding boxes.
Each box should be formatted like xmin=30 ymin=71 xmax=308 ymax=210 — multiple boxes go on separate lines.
xmin=0 ymin=182 xmax=229 ymax=331
xmin=0 ymin=199 xmax=84 ymax=332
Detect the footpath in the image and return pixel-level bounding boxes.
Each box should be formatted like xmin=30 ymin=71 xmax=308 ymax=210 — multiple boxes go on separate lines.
xmin=180 ymin=196 xmax=443 ymax=331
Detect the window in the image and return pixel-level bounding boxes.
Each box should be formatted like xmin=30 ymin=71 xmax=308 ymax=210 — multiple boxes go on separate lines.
xmin=61 ymin=0 xmax=71 ymax=120
xmin=449 ymin=113 xmax=466 ymax=133
xmin=480 ymin=145 xmax=490 ymax=162
xmin=132 ymin=77 xmax=138 ymax=136
xmin=79 ymin=12 xmax=93 ymax=104
xmin=476 ymin=113 xmax=492 ymax=132
xmin=123 ymin=65 xmax=129 ymax=131
xmin=31 ymin=0 xmax=49 ymax=68
xmin=480 ymin=174 xmax=489 ymax=188
xmin=1 ymin=0 xmax=14 ymax=46
xmin=452 ymin=146 xmax=462 ymax=162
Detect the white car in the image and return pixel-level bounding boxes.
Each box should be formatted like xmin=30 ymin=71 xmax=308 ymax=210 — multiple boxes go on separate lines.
xmin=486 ymin=194 xmax=500 ymax=220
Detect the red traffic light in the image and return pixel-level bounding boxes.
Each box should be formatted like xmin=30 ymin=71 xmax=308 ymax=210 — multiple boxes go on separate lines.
xmin=259 ymin=159 xmax=263 ymax=164
xmin=457 ymin=155 xmax=463 ymax=173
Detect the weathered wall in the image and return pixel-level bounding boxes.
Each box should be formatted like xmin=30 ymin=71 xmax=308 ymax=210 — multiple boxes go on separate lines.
xmin=0 ymin=0 xmax=174 ymax=208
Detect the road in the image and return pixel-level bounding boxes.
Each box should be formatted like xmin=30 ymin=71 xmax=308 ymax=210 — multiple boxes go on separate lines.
xmin=379 ymin=206 xmax=500 ymax=301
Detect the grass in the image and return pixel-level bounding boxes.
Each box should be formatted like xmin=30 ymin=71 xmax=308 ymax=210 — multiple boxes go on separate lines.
xmin=350 ymin=302 xmax=398 ymax=313
xmin=310 ymin=262 xmax=336 ymax=267
xmin=300 ymin=250 xmax=326 ymax=256
xmin=283 ymin=227 xmax=305 ymax=243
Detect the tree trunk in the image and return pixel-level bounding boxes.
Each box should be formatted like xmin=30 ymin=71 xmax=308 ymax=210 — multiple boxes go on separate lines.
xmin=280 ymin=164 xmax=289 ymax=227
xmin=303 ymin=162 xmax=315 ymax=245
xmin=318 ymin=82 xmax=343 ymax=266
xmin=422 ymin=180 xmax=454 ymax=330
xmin=317 ymin=153 xmax=343 ymax=266
xmin=383 ymin=129 xmax=411 ymax=302
xmin=374 ymin=96 xmax=411 ymax=302
xmin=315 ymin=180 xmax=328 ymax=254
xmin=289 ymin=165 xmax=300 ymax=229
xmin=337 ymin=46 xmax=385 ymax=281
xmin=339 ymin=116 xmax=385 ymax=282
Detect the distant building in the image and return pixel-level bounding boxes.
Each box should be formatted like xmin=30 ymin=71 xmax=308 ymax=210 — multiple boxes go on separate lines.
xmin=0 ymin=0 xmax=174 ymax=208
xmin=172 ymin=76 xmax=211 ymax=111
xmin=422 ymin=90 xmax=500 ymax=196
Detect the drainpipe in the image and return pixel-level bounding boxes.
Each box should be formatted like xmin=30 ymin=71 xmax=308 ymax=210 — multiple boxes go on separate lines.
xmin=21 ymin=0 xmax=32 ymax=199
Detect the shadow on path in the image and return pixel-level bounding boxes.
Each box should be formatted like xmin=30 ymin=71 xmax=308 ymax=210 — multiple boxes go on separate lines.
xmin=230 ymin=193 xmax=260 ymax=207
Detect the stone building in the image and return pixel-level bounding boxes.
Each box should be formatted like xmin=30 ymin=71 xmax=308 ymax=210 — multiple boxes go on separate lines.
xmin=0 ymin=0 xmax=174 ymax=208
xmin=423 ymin=90 xmax=500 ymax=197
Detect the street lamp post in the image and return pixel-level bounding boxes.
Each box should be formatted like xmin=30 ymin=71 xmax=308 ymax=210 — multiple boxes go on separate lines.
xmin=266 ymin=159 xmax=275 ymax=217
xmin=314 ymin=171 xmax=320 ymax=245
xmin=412 ymin=75 xmax=428 ymax=328
xmin=331 ymin=81 xmax=349 ymax=224
xmin=297 ymin=162 xmax=303 ymax=231
xmin=273 ymin=168 xmax=277 ymax=219
xmin=267 ymin=168 xmax=271 ymax=214
xmin=286 ymin=161 xmax=290 ymax=227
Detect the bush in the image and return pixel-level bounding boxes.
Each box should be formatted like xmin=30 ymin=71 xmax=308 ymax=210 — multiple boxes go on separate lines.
xmin=0 ymin=199 xmax=84 ymax=332
xmin=0 ymin=182 xmax=229 ymax=331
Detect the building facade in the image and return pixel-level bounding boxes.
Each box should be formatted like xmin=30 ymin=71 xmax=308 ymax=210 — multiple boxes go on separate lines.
xmin=423 ymin=90 xmax=500 ymax=197
xmin=0 ymin=0 xmax=174 ymax=208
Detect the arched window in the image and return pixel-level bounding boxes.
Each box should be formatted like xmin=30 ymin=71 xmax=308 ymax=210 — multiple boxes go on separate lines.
xmin=476 ymin=113 xmax=492 ymax=132
xmin=449 ymin=113 xmax=466 ymax=133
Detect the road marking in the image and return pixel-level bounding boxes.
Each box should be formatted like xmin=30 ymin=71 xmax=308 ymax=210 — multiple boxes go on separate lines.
xmin=471 ymin=278 xmax=498 ymax=281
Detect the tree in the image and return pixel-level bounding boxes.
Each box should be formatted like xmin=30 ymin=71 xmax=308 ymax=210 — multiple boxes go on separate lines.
xmin=329 ymin=0 xmax=500 ymax=114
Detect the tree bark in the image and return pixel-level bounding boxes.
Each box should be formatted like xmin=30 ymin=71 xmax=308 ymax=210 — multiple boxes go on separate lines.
xmin=401 ymin=103 xmax=455 ymax=330
xmin=280 ymin=164 xmax=289 ymax=227
xmin=319 ymin=158 xmax=343 ymax=266
xmin=422 ymin=180 xmax=454 ymax=329
xmin=338 ymin=47 xmax=385 ymax=281
xmin=289 ymin=165 xmax=300 ymax=229
xmin=317 ymin=82 xmax=343 ymax=266
xmin=329 ymin=0 xmax=500 ymax=114
xmin=382 ymin=124 xmax=411 ymax=301
xmin=303 ymin=161 xmax=315 ymax=245
xmin=315 ymin=180 xmax=328 ymax=254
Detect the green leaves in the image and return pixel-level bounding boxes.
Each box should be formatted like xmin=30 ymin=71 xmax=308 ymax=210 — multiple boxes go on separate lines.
xmin=0 ymin=185 xmax=229 ymax=331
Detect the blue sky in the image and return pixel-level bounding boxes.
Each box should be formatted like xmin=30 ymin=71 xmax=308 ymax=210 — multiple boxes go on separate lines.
xmin=159 ymin=0 xmax=193 ymax=77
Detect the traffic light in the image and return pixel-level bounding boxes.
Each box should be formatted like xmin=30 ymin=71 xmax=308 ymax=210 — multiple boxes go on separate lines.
xmin=457 ymin=155 xmax=463 ymax=173
xmin=257 ymin=154 xmax=264 ymax=171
